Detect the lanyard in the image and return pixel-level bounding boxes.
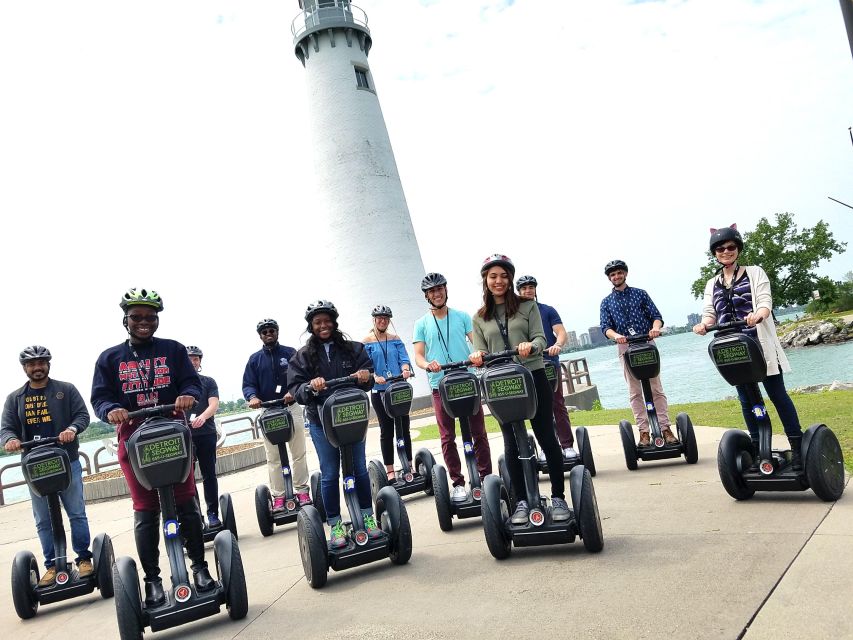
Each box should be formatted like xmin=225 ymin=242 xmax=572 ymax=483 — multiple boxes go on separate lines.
xmin=432 ymin=312 xmax=452 ymax=362
xmin=495 ymin=308 xmax=511 ymax=350
xmin=373 ymin=330 xmax=392 ymax=376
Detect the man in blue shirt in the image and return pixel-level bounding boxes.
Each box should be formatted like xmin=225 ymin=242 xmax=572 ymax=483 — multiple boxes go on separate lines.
xmin=599 ymin=260 xmax=676 ymax=447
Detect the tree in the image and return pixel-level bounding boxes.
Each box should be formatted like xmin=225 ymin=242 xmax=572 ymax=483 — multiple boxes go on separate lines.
xmin=690 ymin=213 xmax=847 ymax=304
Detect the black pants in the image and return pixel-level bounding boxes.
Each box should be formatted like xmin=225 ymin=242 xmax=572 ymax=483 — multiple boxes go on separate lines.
xmin=192 ymin=431 xmax=219 ymax=515
xmin=371 ymin=392 xmax=412 ymax=466
xmin=500 ymin=367 xmax=565 ymax=500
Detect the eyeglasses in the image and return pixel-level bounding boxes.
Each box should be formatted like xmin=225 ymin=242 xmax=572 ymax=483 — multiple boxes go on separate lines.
xmin=260 ymin=328 xmax=277 ymax=335
xmin=714 ymin=244 xmax=739 ymax=254
xmin=127 ymin=314 xmax=159 ymax=323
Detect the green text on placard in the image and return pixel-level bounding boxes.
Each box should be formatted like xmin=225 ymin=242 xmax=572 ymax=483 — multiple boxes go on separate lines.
xmin=487 ymin=375 xmax=526 ymax=400
xmin=139 ymin=435 xmax=185 ymax=467
xmin=333 ymin=401 xmax=368 ymax=427
xmin=27 ymin=456 xmax=65 ymax=481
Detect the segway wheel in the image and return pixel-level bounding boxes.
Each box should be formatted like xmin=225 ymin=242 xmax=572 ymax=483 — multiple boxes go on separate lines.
xmin=805 ymin=425 xmax=845 ymax=502
xmin=415 ymin=448 xmax=436 ymax=495
xmin=717 ymin=429 xmax=755 ymax=500
xmin=376 ymin=486 xmax=412 ymax=565
xmin=11 ymin=550 xmax=39 ymax=620
xmin=577 ymin=426 xmax=596 ymax=476
xmin=482 ymin=475 xmax=511 ymax=560
xmin=497 ymin=455 xmax=514 ymax=506
xmin=368 ymin=459 xmax=389 ymax=502
xmin=570 ymin=466 xmax=603 ymax=553
xmin=619 ymin=420 xmax=638 ymax=471
xmin=431 ymin=464 xmax=453 ymax=531
xmin=676 ymin=413 xmax=699 ymax=464
xmin=297 ymin=507 xmax=328 ymax=588
xmin=221 ymin=493 xmax=239 ymax=540
xmin=254 ymin=485 xmax=274 ymax=537
xmin=213 ymin=533 xmax=248 ymax=620
xmin=93 ymin=532 xmax=115 ymax=598
xmin=112 ymin=556 xmax=144 ymax=640
xmin=310 ymin=471 xmax=326 ymax=522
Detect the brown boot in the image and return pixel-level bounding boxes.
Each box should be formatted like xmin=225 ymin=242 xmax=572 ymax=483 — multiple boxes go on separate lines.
xmin=38 ymin=566 xmax=57 ymax=587
xmin=77 ymin=559 xmax=94 ymax=578
xmin=661 ymin=428 xmax=679 ymax=445
xmin=638 ymin=432 xmax=651 ymax=447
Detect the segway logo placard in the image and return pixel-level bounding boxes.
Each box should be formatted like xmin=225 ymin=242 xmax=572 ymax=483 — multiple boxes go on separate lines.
xmin=712 ymin=343 xmax=751 ymax=366
xmin=390 ymin=387 xmax=413 ymax=405
xmin=137 ymin=434 xmax=186 ymax=467
xmin=260 ymin=411 xmax=291 ymax=433
xmin=332 ymin=401 xmax=368 ymax=427
xmin=26 ymin=456 xmax=67 ymax=481
xmin=56 ymin=571 xmax=69 ymax=585
xmin=485 ymin=375 xmax=527 ymax=401
xmin=446 ymin=379 xmax=476 ymax=401
xmin=628 ymin=349 xmax=658 ymax=368
xmin=544 ymin=364 xmax=556 ymax=381
xmin=175 ymin=584 xmax=192 ymax=602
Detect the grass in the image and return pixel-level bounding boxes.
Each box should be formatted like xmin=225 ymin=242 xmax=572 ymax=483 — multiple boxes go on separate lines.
xmin=413 ymin=390 xmax=853 ymax=471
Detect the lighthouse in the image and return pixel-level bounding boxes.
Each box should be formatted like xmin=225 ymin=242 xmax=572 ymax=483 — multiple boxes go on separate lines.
xmin=291 ymin=1 xmax=430 ymax=396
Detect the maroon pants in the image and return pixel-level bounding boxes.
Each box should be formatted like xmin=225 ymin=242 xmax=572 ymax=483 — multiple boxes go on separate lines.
xmin=118 ymin=431 xmax=196 ymax=512
xmin=553 ymin=365 xmax=574 ymax=448
xmin=431 ymin=389 xmax=492 ymax=487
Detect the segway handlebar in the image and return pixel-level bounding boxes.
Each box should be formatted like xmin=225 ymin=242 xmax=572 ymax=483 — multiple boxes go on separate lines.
xmin=19 ymin=435 xmax=62 ymax=451
xmin=126 ymin=404 xmax=180 ymax=420
xmin=383 ymin=372 xmax=416 ymax=384
xmin=439 ymin=347 xmax=529 ymax=371
xmin=624 ymin=333 xmax=654 ymax=344
xmin=705 ymin=318 xmax=762 ymax=333
xmin=259 ymin=398 xmax=296 ymax=408
xmin=307 ymin=373 xmax=363 ymax=395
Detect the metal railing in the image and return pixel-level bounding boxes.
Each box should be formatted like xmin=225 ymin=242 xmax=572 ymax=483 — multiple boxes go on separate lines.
xmin=291 ymin=2 xmax=368 ymax=40
xmin=560 ymin=358 xmax=592 ymax=395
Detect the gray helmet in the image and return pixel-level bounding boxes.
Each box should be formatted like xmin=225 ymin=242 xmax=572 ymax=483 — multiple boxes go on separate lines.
xmin=305 ymin=300 xmax=339 ymax=323
xmin=19 ymin=345 xmax=52 ymax=364
xmin=516 ymin=275 xmax=538 ymax=290
xmin=709 ymin=226 xmax=744 ymax=254
xmin=256 ymin=318 xmax=279 ymax=333
xmin=480 ymin=253 xmax=515 ymax=277
xmin=371 ymin=304 xmax=393 ymax=318
xmin=120 ymin=287 xmax=164 ymax=312
xmin=604 ymin=259 xmax=628 ymax=276
xmin=420 ymin=272 xmax=447 ymax=292
xmin=186 ymin=345 xmax=203 ymax=358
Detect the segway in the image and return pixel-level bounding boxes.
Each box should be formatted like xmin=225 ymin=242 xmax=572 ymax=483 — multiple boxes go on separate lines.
xmin=254 ymin=398 xmax=311 ymax=536
xmin=191 ymin=434 xmax=237 ymax=542
xmin=430 ymin=359 xmax=486 ymax=530
xmin=617 ymin=334 xmax=698 ymax=470
xmin=480 ymin=349 xmax=604 ymax=560
xmin=297 ymin=375 xmax=412 ymax=588
xmin=112 ymin=404 xmax=248 ymax=639
xmin=706 ymin=320 xmax=845 ymax=501
xmin=11 ymin=436 xmax=114 ymax=620
xmin=367 ymin=373 xmax=436 ymax=502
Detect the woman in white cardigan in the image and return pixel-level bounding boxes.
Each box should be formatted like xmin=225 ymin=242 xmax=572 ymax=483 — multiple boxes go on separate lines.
xmin=692 ymin=225 xmax=804 ymax=470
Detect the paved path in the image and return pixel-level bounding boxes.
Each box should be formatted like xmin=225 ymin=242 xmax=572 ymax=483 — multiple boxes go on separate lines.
xmin=1 ymin=421 xmax=849 ymax=639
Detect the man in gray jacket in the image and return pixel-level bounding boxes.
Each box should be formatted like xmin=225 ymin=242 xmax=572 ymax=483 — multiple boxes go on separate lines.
xmin=1 ymin=345 xmax=93 ymax=587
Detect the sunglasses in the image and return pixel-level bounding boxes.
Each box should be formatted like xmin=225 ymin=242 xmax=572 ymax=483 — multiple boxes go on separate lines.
xmin=714 ymin=243 xmax=739 ymax=254
xmin=127 ymin=314 xmax=159 ymax=323
xmin=260 ymin=328 xmax=278 ymax=335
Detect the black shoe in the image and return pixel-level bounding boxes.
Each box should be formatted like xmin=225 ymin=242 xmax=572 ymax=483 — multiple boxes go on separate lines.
xmin=193 ymin=565 xmax=216 ymax=592
xmin=789 ymin=436 xmax=803 ymax=472
xmin=144 ymin=578 xmax=166 ymax=608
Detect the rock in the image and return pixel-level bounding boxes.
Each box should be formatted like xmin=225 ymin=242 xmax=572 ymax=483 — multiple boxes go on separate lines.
xmin=792 ymin=334 xmax=810 ymax=347
xmin=829 ymin=381 xmax=853 ymax=391
xmin=818 ymin=322 xmax=837 ymax=337
xmin=806 ymin=331 xmax=822 ymax=345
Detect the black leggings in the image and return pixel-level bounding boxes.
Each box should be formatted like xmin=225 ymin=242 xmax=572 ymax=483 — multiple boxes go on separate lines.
xmin=500 ymin=367 xmax=565 ymax=500
xmin=371 ymin=392 xmax=412 ymax=466
xmin=192 ymin=431 xmax=219 ymax=514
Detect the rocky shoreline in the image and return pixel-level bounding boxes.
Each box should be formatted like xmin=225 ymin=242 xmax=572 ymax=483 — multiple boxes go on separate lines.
xmin=777 ymin=317 xmax=853 ymax=348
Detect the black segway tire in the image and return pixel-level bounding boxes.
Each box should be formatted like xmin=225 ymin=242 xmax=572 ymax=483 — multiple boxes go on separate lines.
xmin=431 ymin=464 xmax=453 ymax=531
xmin=297 ymin=507 xmax=328 ymax=588
xmin=310 ymin=471 xmax=326 ymax=522
xmin=415 ymin=448 xmax=436 ymax=495
xmin=112 ymin=556 xmax=144 ymax=640
xmin=11 ymin=550 xmax=39 ymax=620
xmin=220 ymin=493 xmax=239 ymax=540
xmin=377 ymin=486 xmax=412 ymax=565
xmin=213 ymin=532 xmax=248 ymax=620
xmin=569 ymin=466 xmax=603 ymax=553
xmin=677 ymin=413 xmax=699 ymax=464
xmin=254 ymin=485 xmax=274 ymax=537
xmin=805 ymin=425 xmax=845 ymax=502
xmin=497 ymin=454 xmax=514 ymax=506
xmin=368 ymin=459 xmax=389 ymax=503
xmin=576 ymin=426 xmax=596 ymax=476
xmin=93 ymin=532 xmax=115 ymax=598
xmin=619 ymin=420 xmax=638 ymax=471
xmin=482 ymin=475 xmax=511 ymax=560
xmin=717 ymin=429 xmax=755 ymax=500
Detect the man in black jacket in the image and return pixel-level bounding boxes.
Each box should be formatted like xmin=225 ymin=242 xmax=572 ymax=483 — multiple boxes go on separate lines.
xmin=1 ymin=345 xmax=93 ymax=587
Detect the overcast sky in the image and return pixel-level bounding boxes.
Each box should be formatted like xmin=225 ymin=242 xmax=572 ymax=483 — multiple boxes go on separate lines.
xmin=0 ymin=0 xmax=850 ymax=406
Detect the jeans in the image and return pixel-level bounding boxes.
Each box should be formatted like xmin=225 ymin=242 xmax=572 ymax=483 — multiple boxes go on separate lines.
xmin=736 ymin=373 xmax=803 ymax=439
xmin=307 ymin=421 xmax=372 ymax=524
xmin=371 ymin=391 xmax=411 ymax=466
xmin=30 ymin=458 xmax=92 ymax=568
xmin=192 ymin=431 xmax=219 ymax=515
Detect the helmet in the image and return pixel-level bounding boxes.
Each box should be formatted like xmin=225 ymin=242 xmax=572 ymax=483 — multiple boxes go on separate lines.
xmin=604 ymin=259 xmax=628 ymax=276
xmin=19 ymin=345 xmax=52 ymax=364
xmin=186 ymin=345 xmax=203 ymax=358
xmin=480 ymin=253 xmax=515 ymax=277
xmin=305 ymin=300 xmax=339 ymax=323
xmin=371 ymin=304 xmax=393 ymax=318
xmin=256 ymin=318 xmax=279 ymax=333
xmin=516 ymin=275 xmax=538 ymax=290
xmin=709 ymin=225 xmax=744 ymax=254
xmin=120 ymin=288 xmax=164 ymax=312
xmin=420 ymin=272 xmax=447 ymax=292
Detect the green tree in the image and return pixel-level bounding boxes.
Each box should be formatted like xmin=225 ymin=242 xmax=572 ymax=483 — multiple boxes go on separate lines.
xmin=690 ymin=213 xmax=847 ymax=304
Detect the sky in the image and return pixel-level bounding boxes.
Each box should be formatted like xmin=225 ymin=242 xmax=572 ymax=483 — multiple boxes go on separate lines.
xmin=0 ymin=0 xmax=851 ymax=406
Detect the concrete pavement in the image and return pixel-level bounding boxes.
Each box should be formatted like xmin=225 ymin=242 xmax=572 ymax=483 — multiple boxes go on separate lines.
xmin=1 ymin=420 xmax=849 ymax=639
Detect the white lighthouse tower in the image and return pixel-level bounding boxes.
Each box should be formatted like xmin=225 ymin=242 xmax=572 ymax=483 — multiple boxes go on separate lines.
xmin=291 ymin=1 xmax=430 ymax=396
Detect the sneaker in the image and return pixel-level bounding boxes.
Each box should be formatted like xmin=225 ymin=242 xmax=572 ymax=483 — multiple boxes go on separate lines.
xmin=329 ymin=521 xmax=348 ymax=548
xmin=295 ymin=492 xmax=311 ymax=506
xmin=510 ymin=500 xmax=529 ymax=525
xmin=363 ymin=515 xmax=383 ymax=540
xmin=551 ymin=497 xmax=571 ymax=522
xmin=272 ymin=496 xmax=286 ymax=511
xmin=207 ymin=512 xmax=222 ymax=529
xmin=451 ymin=485 xmax=468 ymax=502
xmin=38 ymin=566 xmax=57 ymax=587
xmin=661 ymin=428 xmax=679 ymax=445
xmin=638 ymin=432 xmax=651 ymax=447
xmin=563 ymin=447 xmax=579 ymax=460
xmin=77 ymin=559 xmax=94 ymax=578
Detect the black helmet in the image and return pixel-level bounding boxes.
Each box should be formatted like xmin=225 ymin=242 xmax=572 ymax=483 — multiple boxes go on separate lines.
xmin=186 ymin=345 xmax=203 ymax=358
xmin=420 ymin=272 xmax=447 ymax=292
xmin=709 ymin=225 xmax=744 ymax=254
xmin=604 ymin=259 xmax=628 ymax=276
xmin=305 ymin=300 xmax=339 ymax=323
xmin=516 ymin=275 xmax=538 ymax=290
xmin=371 ymin=304 xmax=393 ymax=318
xmin=19 ymin=345 xmax=52 ymax=364
xmin=120 ymin=287 xmax=164 ymax=312
xmin=256 ymin=319 xmax=279 ymax=333
xmin=480 ymin=253 xmax=515 ymax=277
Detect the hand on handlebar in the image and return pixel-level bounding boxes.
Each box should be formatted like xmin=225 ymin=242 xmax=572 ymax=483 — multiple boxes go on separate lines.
xmin=612 ymin=333 xmax=627 ymax=344
xmin=374 ymin=374 xmax=387 ymax=385
xmin=248 ymin=397 xmax=262 ymax=409
xmin=546 ymin=345 xmax=561 ymax=357
xmin=4 ymin=438 xmax=21 ymax=453
xmin=175 ymin=395 xmax=195 ymax=412
xmin=745 ymin=312 xmax=763 ymax=327
xmin=107 ymin=407 xmax=130 ymax=425
xmin=58 ymin=428 xmax=77 ymax=444
xmin=468 ymin=351 xmax=485 ymax=367
xmin=426 ymin=360 xmax=441 ymax=373
xmin=309 ymin=377 xmax=327 ymax=393
xmin=692 ymin=323 xmax=708 ymax=336
xmin=517 ymin=342 xmax=534 ymax=358
xmin=354 ymin=369 xmax=371 ymax=384
xmin=648 ymin=328 xmax=662 ymax=339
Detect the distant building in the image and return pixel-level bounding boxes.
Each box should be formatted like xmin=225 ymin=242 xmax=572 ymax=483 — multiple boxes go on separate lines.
xmin=567 ymin=331 xmax=579 ymax=349
xmin=687 ymin=313 xmax=701 ymax=326
xmin=588 ymin=326 xmax=607 ymax=346
xmin=580 ymin=333 xmax=591 ymax=347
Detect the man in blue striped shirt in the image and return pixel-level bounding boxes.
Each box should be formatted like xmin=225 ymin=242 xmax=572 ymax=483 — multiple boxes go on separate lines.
xmin=599 ymin=260 xmax=676 ymax=447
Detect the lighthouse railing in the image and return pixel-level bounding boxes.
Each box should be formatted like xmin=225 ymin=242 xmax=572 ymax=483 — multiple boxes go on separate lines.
xmin=292 ymin=2 xmax=368 ymax=40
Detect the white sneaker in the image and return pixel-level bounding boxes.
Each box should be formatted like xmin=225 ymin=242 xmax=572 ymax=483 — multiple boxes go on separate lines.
xmin=563 ymin=447 xmax=579 ymax=460
xmin=451 ymin=485 xmax=468 ymax=502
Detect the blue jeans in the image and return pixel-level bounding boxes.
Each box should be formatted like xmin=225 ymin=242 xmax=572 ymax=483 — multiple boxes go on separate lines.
xmin=736 ymin=373 xmax=803 ymax=440
xmin=29 ymin=458 xmax=92 ymax=568
xmin=307 ymin=421 xmax=373 ymax=524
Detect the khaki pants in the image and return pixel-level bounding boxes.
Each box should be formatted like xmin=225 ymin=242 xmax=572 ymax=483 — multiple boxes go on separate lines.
xmin=618 ymin=342 xmax=671 ymax=433
xmin=263 ymin=407 xmax=309 ymax=496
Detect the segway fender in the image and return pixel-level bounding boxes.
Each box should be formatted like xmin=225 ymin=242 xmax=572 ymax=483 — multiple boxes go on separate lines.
xmin=92 ymin=532 xmax=114 ymax=589
xmin=482 ymin=473 xmax=504 ymax=508
xmin=568 ymin=465 xmax=585 ymax=514
xmin=801 ymin=424 xmax=822 ymax=464
xmin=375 ymin=486 xmax=403 ymax=531
xmin=720 ymin=429 xmax=753 ymax=473
xmin=213 ymin=531 xmax=235 ymax=586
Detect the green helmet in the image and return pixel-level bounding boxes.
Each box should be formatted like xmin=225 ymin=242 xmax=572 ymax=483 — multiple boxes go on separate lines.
xmin=120 ymin=288 xmax=164 ymax=312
